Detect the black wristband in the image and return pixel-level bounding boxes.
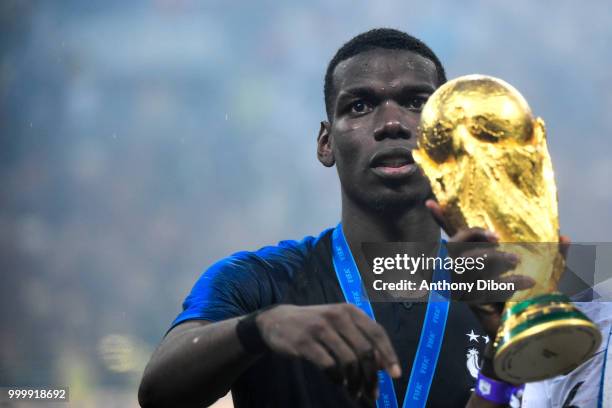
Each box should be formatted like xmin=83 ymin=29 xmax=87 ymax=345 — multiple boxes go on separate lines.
xmin=236 ymin=306 xmax=276 ymax=355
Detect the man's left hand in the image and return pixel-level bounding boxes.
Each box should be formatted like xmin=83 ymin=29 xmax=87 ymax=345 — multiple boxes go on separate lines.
xmin=425 ymin=199 xmax=570 ymax=339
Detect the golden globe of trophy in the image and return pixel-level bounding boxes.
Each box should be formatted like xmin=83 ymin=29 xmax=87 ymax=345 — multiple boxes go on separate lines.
xmin=413 ymin=75 xmax=601 ymax=383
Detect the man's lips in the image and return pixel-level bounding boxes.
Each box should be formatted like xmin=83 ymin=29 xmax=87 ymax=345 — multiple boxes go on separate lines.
xmin=371 ymin=163 xmax=418 ymax=178
xmin=369 ymin=147 xmax=418 ymax=179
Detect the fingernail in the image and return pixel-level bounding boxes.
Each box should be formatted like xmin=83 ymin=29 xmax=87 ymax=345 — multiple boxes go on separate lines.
xmin=486 ymin=230 xmax=499 ymax=241
xmin=518 ymin=276 xmax=536 ymax=288
xmin=505 ymin=275 xmax=535 ymax=290
xmin=507 ymin=253 xmax=520 ymax=264
xmin=390 ymin=364 xmax=402 ymax=377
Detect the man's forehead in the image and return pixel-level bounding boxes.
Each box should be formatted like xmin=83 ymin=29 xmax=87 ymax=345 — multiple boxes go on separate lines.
xmin=333 ymin=48 xmax=438 ymax=91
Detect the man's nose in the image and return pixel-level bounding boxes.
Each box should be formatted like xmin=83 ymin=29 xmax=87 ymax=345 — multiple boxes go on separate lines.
xmin=373 ymin=101 xmax=413 ymax=141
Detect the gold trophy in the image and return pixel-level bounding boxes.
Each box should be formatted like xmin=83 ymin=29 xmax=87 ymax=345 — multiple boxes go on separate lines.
xmin=413 ymin=75 xmax=601 ymax=383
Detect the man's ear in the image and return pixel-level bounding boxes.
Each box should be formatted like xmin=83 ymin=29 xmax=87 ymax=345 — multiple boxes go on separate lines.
xmin=317 ymin=121 xmax=335 ymax=167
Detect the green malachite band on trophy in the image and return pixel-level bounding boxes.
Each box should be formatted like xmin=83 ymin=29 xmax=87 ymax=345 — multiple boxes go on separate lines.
xmin=501 ymin=293 xmax=571 ymax=323
xmin=497 ymin=310 xmax=590 ymax=348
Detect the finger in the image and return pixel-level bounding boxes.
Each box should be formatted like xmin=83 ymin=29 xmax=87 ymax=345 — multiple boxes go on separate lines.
xmin=318 ymin=329 xmax=358 ymax=367
xmin=470 ymin=302 xmax=505 ymax=316
xmin=425 ymin=199 xmax=457 ymax=237
xmin=343 ymin=356 xmax=363 ymax=398
xmin=463 ymin=247 xmax=519 ymax=265
xmin=499 ymin=274 xmax=536 ymax=291
xmin=330 ymin=327 xmax=375 ymax=399
xmin=450 ymin=227 xmax=499 ymax=244
xmin=469 ymin=303 xmax=504 ymax=337
xmin=317 ymin=328 xmax=360 ymax=389
xmin=301 ymin=342 xmax=336 ymax=373
xmin=359 ymin=349 xmax=378 ymax=401
xmin=322 ymin=306 xmax=375 ymax=397
xmin=348 ymin=308 xmax=401 ymax=378
xmin=333 ymin=306 xmax=383 ymax=369
xmin=559 ymin=235 xmax=571 ymax=260
xmin=468 ymin=275 xmax=536 ymax=303
xmin=459 ymin=248 xmax=520 ymax=279
xmin=492 ymin=275 xmax=536 ymax=301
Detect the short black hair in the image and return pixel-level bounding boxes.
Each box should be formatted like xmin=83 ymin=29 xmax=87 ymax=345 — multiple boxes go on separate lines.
xmin=324 ymin=28 xmax=447 ymax=119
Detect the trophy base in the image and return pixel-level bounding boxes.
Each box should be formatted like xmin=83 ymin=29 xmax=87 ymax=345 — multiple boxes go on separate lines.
xmin=493 ymin=293 xmax=601 ymax=384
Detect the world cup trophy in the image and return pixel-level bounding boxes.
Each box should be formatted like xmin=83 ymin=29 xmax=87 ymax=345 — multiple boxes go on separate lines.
xmin=413 ymin=75 xmax=601 ymax=383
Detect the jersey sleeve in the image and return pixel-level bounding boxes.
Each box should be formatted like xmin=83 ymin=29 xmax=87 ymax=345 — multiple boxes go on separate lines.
xmin=169 ymin=236 xmax=318 ymax=331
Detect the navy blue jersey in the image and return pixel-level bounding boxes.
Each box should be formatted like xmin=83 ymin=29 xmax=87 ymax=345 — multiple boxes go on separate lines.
xmin=171 ymin=231 xmax=327 ymax=328
xmin=172 ymin=229 xmax=486 ymax=407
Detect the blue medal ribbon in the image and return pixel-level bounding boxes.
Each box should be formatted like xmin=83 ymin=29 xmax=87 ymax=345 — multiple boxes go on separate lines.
xmin=331 ymin=223 xmax=450 ymax=408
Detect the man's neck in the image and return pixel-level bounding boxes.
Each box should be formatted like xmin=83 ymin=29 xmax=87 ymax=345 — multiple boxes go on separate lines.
xmin=341 ymin=198 xmax=440 ymax=246
xmin=340 ymin=195 xmax=441 ymax=277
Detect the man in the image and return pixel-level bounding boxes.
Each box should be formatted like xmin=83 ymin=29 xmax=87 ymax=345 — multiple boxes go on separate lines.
xmin=138 ymin=28 xmax=542 ymax=408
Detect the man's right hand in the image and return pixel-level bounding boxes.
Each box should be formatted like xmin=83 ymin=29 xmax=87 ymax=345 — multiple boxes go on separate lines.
xmin=255 ymin=303 xmax=401 ymax=403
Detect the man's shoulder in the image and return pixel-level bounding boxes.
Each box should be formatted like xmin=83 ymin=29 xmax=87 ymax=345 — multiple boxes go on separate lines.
xmin=171 ymin=228 xmax=336 ymax=327
xmin=216 ymin=227 xmax=334 ymax=275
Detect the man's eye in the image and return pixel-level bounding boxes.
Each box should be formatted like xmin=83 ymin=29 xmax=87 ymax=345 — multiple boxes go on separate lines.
xmin=408 ymin=96 xmax=428 ymax=111
xmin=350 ymin=100 xmax=371 ymax=114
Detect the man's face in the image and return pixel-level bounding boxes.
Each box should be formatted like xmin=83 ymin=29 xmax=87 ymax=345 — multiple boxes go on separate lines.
xmin=320 ymin=48 xmax=439 ymax=211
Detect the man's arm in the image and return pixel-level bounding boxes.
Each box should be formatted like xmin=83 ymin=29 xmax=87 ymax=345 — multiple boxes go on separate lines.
xmin=138 ymin=304 xmax=402 ymax=408
xmin=138 ymin=318 xmax=257 ymax=408
xmin=137 ymin=250 xmax=279 ymax=407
